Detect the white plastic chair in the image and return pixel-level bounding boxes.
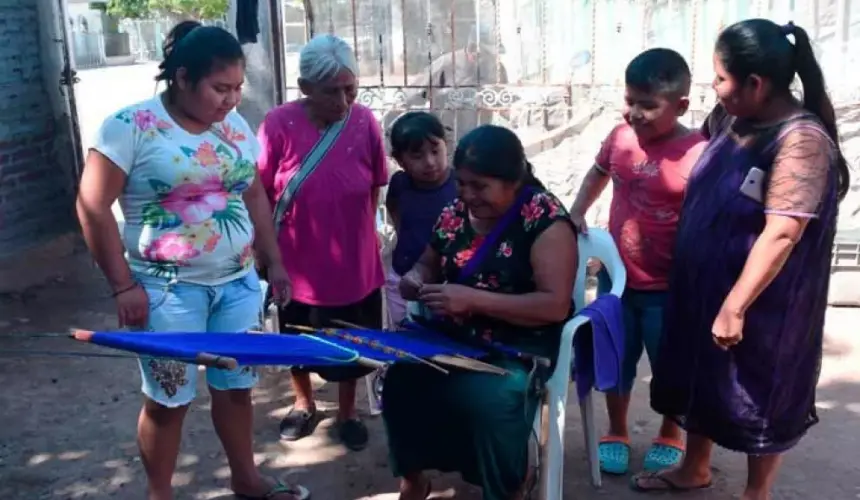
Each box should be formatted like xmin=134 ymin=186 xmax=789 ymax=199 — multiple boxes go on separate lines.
xmin=540 ymin=227 xmax=625 ymax=497
xmin=407 ymin=227 xmax=625 ymax=499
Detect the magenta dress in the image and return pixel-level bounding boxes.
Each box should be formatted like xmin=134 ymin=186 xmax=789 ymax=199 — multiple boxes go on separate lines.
xmin=651 ymin=106 xmax=839 ymax=454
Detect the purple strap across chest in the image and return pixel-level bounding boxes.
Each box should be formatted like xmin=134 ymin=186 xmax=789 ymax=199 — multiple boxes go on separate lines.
xmin=455 ymin=187 xmax=534 ymax=283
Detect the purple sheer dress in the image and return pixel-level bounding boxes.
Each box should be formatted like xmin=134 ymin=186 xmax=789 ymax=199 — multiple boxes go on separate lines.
xmin=651 ymin=106 xmax=839 ymax=454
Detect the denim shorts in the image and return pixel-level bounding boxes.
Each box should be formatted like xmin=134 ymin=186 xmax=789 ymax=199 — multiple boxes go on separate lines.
xmin=597 ymin=269 xmax=667 ymax=393
xmin=135 ymin=270 xmax=263 ymax=408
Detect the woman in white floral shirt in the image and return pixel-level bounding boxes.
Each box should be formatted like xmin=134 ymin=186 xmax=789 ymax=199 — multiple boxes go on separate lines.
xmin=76 ymin=21 xmax=307 ymax=500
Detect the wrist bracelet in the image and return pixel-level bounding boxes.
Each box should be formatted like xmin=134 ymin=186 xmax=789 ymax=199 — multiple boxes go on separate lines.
xmin=112 ymin=282 xmax=139 ymax=298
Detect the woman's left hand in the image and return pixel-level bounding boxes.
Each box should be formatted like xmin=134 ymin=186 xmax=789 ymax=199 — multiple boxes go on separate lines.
xmin=267 ymin=263 xmax=292 ymax=305
xmin=712 ymin=301 xmax=745 ymax=350
xmin=418 ymin=283 xmax=475 ymax=318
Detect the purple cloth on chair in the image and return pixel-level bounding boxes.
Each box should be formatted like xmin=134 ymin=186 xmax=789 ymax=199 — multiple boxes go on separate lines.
xmin=573 ymin=294 xmax=625 ymax=399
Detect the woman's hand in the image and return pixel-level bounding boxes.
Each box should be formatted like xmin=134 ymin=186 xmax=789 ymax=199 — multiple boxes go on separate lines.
xmin=116 ymin=284 xmax=149 ymax=328
xmin=418 ymin=283 xmax=475 ymax=318
xmin=267 ymin=263 xmax=292 ymax=305
xmin=399 ymin=269 xmax=424 ymax=301
xmin=712 ymin=301 xmax=745 ymax=350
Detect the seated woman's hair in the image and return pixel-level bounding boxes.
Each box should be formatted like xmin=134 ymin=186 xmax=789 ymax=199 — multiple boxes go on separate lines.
xmin=453 ymin=124 xmax=544 ymax=189
xmin=155 ymin=21 xmax=244 ymax=98
xmin=625 ymin=48 xmax=692 ymax=98
xmin=299 ymin=34 xmax=359 ymax=84
xmin=389 ymin=112 xmax=447 ymax=157
xmin=716 ymin=19 xmax=850 ymax=201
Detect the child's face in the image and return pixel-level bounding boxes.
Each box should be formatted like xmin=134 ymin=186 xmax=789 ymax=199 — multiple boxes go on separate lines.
xmin=622 ymin=86 xmax=689 ymax=141
xmin=398 ymin=137 xmax=449 ymax=185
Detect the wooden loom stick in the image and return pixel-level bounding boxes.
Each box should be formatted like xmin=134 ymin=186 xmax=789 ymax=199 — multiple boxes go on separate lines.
xmin=329 ymin=319 xmax=506 ymax=375
xmin=68 ymin=328 xmax=239 ymax=370
xmin=276 ymin=323 xmax=387 ymax=370
xmin=326 ymin=319 xmax=450 ymax=374
xmin=286 ymin=321 xmax=447 ymax=374
xmin=332 ymin=319 xmax=509 ymax=375
xmin=334 ymin=318 xmax=510 ymax=376
xmin=286 ymin=319 xmax=450 ymax=375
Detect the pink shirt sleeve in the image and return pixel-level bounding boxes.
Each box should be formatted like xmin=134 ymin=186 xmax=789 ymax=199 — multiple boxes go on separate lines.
xmin=367 ymin=109 xmax=389 ymax=187
xmin=256 ymin=113 xmax=281 ymax=204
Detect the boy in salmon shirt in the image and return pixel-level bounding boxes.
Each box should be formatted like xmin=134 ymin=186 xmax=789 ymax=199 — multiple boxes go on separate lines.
xmin=569 ymin=48 xmax=706 ymax=476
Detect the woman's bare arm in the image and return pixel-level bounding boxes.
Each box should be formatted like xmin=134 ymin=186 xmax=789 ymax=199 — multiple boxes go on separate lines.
xmin=723 ymin=128 xmax=830 ymax=314
xmin=467 ymin=220 xmax=578 ymax=326
xmin=76 ymin=151 xmax=134 ymax=292
xmin=242 ymin=172 xmax=283 ymax=269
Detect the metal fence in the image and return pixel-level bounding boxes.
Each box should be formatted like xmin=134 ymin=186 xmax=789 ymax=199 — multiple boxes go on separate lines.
xmin=277 ymin=0 xmax=859 ymax=234
xmin=70 ymin=17 xmax=228 ymax=69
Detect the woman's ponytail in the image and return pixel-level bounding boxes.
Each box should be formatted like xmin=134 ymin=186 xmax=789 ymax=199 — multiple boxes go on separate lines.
xmin=790 ymin=24 xmax=851 ymax=201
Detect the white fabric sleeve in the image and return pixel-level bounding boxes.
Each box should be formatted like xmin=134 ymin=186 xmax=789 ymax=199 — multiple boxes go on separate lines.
xmin=91 ymin=111 xmax=138 ymax=174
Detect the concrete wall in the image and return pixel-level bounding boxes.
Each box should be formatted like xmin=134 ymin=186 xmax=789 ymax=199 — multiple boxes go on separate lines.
xmin=227 ymin=0 xmax=278 ymax=131
xmin=0 ymin=0 xmax=83 ymax=292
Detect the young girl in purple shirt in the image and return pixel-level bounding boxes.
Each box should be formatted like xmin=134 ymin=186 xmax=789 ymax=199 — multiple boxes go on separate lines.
xmin=384 ymin=112 xmax=457 ymax=325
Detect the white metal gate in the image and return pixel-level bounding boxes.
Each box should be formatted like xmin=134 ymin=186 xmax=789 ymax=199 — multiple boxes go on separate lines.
xmin=278 ymin=0 xmax=859 ymax=229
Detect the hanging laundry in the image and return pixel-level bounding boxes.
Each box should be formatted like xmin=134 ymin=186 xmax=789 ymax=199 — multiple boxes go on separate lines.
xmin=236 ymin=0 xmax=261 ymax=44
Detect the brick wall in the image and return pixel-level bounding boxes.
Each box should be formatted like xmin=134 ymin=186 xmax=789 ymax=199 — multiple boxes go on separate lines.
xmin=0 ymin=0 xmax=77 ymax=260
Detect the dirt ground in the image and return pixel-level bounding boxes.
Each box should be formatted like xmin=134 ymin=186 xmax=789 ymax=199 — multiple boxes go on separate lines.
xmin=1 ymin=253 xmax=859 ymax=500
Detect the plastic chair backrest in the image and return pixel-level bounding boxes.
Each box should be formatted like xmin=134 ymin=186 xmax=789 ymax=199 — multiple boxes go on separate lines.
xmin=573 ymin=228 xmax=626 ymax=311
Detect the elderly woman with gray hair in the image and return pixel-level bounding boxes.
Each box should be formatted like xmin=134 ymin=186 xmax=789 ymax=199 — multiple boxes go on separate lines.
xmin=257 ymin=34 xmax=388 ymax=451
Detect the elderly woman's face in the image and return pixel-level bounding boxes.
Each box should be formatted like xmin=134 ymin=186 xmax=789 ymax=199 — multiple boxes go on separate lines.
xmin=456 ymin=168 xmax=519 ymax=220
xmin=300 ymin=69 xmax=357 ymax=123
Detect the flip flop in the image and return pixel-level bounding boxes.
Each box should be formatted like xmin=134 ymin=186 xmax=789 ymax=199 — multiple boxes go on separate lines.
xmin=598 ymin=435 xmax=631 ymax=475
xmin=643 ymin=437 xmax=685 ymax=472
xmin=235 ymin=481 xmax=311 ymax=500
xmin=630 ymin=471 xmax=712 ymax=492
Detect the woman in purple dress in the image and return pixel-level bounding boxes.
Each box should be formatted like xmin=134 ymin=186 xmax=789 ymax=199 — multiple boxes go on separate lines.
xmin=632 ymin=19 xmax=851 ymax=498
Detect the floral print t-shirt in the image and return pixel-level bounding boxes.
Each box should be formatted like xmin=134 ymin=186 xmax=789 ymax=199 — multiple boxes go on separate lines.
xmin=429 ymin=189 xmax=573 ymax=353
xmin=93 ymin=96 xmax=259 ymax=285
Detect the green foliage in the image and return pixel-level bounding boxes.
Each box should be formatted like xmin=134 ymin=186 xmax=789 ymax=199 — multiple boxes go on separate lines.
xmin=105 ymin=0 xmax=150 ymax=19
xmin=105 ymin=0 xmax=228 ymax=20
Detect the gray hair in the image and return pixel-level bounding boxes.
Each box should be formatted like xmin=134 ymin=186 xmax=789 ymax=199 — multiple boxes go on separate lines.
xmin=299 ymin=34 xmax=359 ymax=83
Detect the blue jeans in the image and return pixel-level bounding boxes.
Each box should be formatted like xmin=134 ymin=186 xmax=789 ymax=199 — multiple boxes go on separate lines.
xmin=597 ymin=269 xmax=667 ymax=393
xmin=135 ymin=270 xmax=263 ymax=407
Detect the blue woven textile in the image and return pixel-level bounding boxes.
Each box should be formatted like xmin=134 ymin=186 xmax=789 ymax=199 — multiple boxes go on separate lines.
xmin=84 ymin=328 xmax=489 ymax=366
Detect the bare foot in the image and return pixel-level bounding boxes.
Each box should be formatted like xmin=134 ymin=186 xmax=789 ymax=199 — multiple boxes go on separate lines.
xmin=631 ymin=468 xmax=712 ymax=492
xmin=741 ymin=490 xmax=772 ymax=500
xmin=399 ymin=475 xmax=431 ymax=500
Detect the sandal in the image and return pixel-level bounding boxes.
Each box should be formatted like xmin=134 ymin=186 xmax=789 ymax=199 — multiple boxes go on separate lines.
xmin=598 ymin=435 xmax=631 ymax=475
xmin=643 ymin=437 xmax=685 ymax=472
xmin=235 ymin=481 xmax=311 ymax=500
xmin=279 ymin=407 xmax=317 ymax=441
xmin=630 ymin=471 xmax=712 ymax=492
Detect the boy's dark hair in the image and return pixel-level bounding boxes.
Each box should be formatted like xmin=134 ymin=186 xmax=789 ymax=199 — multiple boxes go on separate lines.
xmin=625 ymin=48 xmax=692 ymax=97
xmin=155 ymin=21 xmax=245 ymax=101
xmin=389 ymin=111 xmax=446 ymax=157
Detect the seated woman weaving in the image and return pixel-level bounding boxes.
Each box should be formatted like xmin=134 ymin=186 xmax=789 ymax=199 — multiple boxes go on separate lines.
xmin=383 ymin=124 xmax=578 ymax=500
